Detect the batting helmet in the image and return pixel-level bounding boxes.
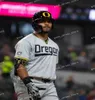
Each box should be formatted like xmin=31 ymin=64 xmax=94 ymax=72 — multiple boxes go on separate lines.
xmin=32 ymin=11 xmax=54 ymax=33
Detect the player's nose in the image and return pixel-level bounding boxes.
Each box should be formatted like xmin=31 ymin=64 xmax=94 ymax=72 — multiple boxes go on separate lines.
xmin=44 ymin=21 xmax=49 ymax=24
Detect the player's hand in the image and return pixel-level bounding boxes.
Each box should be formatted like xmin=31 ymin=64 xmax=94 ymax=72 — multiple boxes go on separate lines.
xmin=26 ymin=82 xmax=41 ymax=100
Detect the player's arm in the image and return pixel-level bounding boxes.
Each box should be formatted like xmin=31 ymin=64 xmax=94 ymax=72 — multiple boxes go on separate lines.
xmin=14 ymin=57 xmax=28 ymax=80
xmin=14 ymin=40 xmax=32 ymax=84
xmin=17 ymin=64 xmax=28 ymax=80
xmin=14 ymin=41 xmax=41 ymax=99
xmin=14 ymin=58 xmax=40 ymax=99
xmin=14 ymin=57 xmax=35 ymax=86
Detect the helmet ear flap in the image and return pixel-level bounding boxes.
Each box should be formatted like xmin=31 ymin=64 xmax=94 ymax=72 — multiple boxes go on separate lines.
xmin=32 ymin=22 xmax=42 ymax=33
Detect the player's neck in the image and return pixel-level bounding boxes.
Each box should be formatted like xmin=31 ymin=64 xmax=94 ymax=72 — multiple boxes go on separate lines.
xmin=34 ymin=33 xmax=48 ymax=41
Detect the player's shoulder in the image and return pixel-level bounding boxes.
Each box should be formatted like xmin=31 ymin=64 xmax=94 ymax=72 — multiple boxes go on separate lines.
xmin=15 ymin=33 xmax=34 ymax=47
xmin=18 ymin=33 xmax=34 ymax=43
xmin=49 ymin=38 xmax=59 ymax=49
xmin=21 ymin=33 xmax=34 ymax=41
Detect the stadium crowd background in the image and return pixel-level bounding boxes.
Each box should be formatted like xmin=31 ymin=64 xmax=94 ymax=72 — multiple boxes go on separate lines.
xmin=0 ymin=0 xmax=95 ymax=100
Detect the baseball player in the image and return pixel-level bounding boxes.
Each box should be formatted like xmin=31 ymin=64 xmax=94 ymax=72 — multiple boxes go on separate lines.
xmin=11 ymin=11 xmax=59 ymax=100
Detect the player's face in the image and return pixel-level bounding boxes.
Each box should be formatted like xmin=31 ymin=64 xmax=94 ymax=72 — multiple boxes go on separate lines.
xmin=38 ymin=20 xmax=52 ymax=33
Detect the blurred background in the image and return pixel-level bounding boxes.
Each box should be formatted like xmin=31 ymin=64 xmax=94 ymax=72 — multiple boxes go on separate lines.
xmin=0 ymin=0 xmax=95 ymax=100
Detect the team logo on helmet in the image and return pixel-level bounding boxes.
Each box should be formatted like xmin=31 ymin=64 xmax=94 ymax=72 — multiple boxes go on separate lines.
xmin=42 ymin=12 xmax=51 ymax=17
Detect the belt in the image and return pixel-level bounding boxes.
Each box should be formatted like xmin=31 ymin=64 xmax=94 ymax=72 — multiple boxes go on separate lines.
xmin=30 ymin=76 xmax=52 ymax=83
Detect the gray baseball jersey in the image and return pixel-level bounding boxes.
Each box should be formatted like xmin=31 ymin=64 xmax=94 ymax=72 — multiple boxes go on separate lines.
xmin=14 ymin=33 xmax=59 ymax=80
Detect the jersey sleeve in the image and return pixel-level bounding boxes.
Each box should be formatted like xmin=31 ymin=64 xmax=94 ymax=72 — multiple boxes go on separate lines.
xmin=14 ymin=40 xmax=31 ymax=61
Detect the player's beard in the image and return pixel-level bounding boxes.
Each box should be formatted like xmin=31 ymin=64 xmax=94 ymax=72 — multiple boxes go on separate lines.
xmin=42 ymin=25 xmax=52 ymax=34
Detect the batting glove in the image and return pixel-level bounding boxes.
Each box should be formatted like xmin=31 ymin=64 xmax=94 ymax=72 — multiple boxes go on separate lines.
xmin=22 ymin=77 xmax=41 ymax=100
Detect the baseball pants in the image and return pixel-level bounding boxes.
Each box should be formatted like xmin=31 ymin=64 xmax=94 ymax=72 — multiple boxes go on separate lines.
xmin=13 ymin=77 xmax=59 ymax=100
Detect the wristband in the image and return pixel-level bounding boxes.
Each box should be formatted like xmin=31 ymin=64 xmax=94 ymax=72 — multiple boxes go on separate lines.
xmin=22 ymin=76 xmax=32 ymax=85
